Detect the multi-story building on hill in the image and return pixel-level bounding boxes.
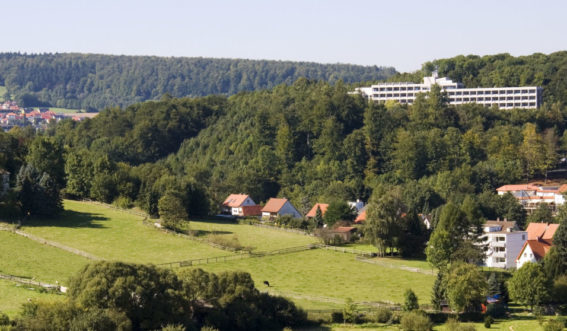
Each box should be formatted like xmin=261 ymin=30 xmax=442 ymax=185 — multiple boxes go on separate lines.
xmin=354 ymin=73 xmax=543 ymax=109
xmin=481 ymin=219 xmax=527 ymax=269
xmin=496 ymin=183 xmax=567 ymax=215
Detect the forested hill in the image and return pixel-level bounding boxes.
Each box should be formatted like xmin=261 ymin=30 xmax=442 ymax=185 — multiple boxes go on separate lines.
xmin=0 ymin=53 xmax=396 ymax=110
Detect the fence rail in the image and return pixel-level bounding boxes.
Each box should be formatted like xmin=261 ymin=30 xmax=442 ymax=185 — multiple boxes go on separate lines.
xmin=159 ymin=244 xmax=322 ymax=268
xmin=0 ymin=273 xmax=67 ymax=293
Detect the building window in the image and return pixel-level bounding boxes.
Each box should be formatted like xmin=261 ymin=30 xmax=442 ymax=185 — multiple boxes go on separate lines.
xmin=496 ymin=236 xmax=505 ymax=242
xmin=522 ymin=234 xmax=526 ymax=240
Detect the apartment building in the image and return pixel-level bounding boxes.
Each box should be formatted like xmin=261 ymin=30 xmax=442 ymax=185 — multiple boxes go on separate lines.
xmin=355 ymin=73 xmax=542 ymax=109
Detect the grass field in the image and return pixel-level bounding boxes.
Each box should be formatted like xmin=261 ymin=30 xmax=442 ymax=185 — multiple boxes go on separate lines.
xmin=33 ymin=107 xmax=85 ymax=114
xmin=192 ymin=249 xmax=435 ymax=309
xmin=0 ymin=231 xmax=89 ymax=283
xmin=0 ymin=280 xmax=64 ymax=318
xmin=189 ymin=220 xmax=319 ymax=251
xmin=22 ymin=200 xmax=230 ymax=264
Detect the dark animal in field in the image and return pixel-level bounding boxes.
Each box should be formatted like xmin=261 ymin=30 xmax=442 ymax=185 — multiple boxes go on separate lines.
xmin=263 ymin=280 xmax=270 ymax=287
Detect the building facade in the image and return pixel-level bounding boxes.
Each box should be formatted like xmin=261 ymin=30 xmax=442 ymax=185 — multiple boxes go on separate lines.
xmin=355 ymin=73 xmax=542 ymax=109
xmin=481 ymin=219 xmax=527 ymax=269
xmin=496 ymin=183 xmax=567 ymax=215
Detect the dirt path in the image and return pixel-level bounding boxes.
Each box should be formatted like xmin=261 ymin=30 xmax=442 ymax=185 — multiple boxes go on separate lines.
xmin=0 ymin=224 xmax=102 ymax=261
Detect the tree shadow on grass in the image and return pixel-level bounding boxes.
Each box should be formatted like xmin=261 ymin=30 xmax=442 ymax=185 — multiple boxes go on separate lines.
xmin=190 ymin=229 xmax=233 ymax=237
xmin=22 ymin=210 xmax=109 ymax=229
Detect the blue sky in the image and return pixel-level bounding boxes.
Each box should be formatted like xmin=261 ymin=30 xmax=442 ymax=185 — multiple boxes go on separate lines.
xmin=3 ymin=0 xmax=566 ymax=72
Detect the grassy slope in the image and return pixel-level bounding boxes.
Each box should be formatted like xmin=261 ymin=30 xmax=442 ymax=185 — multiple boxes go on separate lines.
xmin=0 ymin=231 xmax=88 ymax=283
xmin=194 ymin=249 xmax=435 ymax=309
xmin=0 ymin=86 xmax=6 ymax=101
xmin=189 ymin=220 xmax=318 ymax=251
xmin=0 ymin=280 xmax=64 ymax=318
xmin=22 ymin=200 xmax=230 ymax=264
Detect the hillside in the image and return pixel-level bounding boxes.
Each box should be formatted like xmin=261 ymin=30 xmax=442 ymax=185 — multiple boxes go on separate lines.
xmin=0 ymin=53 xmax=396 ymax=110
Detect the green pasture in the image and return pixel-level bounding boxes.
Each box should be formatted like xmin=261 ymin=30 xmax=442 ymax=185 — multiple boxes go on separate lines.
xmin=34 ymin=107 xmax=84 ymax=114
xmin=21 ymin=200 xmax=230 ymax=264
xmin=189 ymin=220 xmax=319 ymax=251
xmin=0 ymin=231 xmax=88 ymax=283
xmin=191 ymin=249 xmax=435 ymax=310
xmin=0 ymin=280 xmax=64 ymax=318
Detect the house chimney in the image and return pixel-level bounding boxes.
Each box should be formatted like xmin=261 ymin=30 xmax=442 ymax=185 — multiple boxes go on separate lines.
xmin=496 ymin=217 xmax=500 ymax=222
xmin=504 ymin=217 xmax=507 ymax=222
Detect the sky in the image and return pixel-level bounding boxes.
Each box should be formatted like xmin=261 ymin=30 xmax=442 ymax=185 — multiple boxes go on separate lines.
xmin=2 ymin=0 xmax=566 ymax=72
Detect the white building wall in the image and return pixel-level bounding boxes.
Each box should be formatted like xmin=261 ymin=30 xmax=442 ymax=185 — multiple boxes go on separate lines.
xmin=483 ymin=231 xmax=526 ymax=269
xmin=356 ymin=75 xmax=542 ymax=110
xmin=517 ymin=245 xmax=538 ymax=269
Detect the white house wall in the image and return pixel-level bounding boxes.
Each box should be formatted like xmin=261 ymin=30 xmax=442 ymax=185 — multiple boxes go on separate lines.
xmin=517 ymin=244 xmax=537 ymax=269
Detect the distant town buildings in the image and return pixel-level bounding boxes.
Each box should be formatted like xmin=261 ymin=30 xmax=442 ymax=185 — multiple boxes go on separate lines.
xmin=0 ymin=101 xmax=96 ymax=131
xmin=354 ymin=73 xmax=542 ymax=109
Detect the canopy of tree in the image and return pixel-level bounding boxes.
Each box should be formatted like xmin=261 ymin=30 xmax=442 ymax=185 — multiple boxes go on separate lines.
xmin=0 ymin=52 xmax=395 ymax=110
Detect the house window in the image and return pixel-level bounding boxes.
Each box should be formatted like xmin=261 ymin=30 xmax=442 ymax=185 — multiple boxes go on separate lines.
xmin=496 ymin=236 xmax=505 ymax=242
xmin=496 ymin=257 xmax=506 ymax=263
xmin=522 ymin=234 xmax=525 ymax=240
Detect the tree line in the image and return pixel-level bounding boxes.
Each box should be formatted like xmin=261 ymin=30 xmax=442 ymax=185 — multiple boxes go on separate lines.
xmin=3 ymin=262 xmax=306 ymax=330
xmin=0 ymin=53 xmax=395 ymax=110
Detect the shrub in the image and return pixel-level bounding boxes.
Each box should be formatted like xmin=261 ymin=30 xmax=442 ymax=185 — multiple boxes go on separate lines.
xmin=552 ymin=275 xmax=567 ymax=304
xmin=113 ymin=196 xmax=134 ymax=209
xmin=390 ymin=310 xmax=402 ymax=324
xmin=403 ymin=289 xmax=419 ymax=311
xmin=445 ymin=317 xmax=477 ymax=331
xmin=207 ymin=234 xmax=247 ymax=251
xmin=372 ymin=307 xmax=392 ymax=323
xmin=543 ymin=319 xmax=565 ymax=331
xmin=400 ymin=311 xmax=432 ymax=331
xmin=484 ymin=315 xmax=494 ymax=328
xmin=331 ymin=312 xmax=343 ymax=323
xmin=485 ymin=303 xmax=506 ymax=318
xmin=0 ymin=312 xmax=8 ymax=325
xmin=342 ymin=298 xmax=358 ymax=323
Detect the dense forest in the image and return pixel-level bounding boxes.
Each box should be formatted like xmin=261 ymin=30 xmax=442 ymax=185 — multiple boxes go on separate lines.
xmin=0 ymin=52 xmax=565 ymax=222
xmin=0 ymin=53 xmax=395 ymax=110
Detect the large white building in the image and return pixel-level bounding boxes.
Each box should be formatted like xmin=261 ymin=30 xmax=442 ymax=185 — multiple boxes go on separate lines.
xmin=481 ymin=219 xmax=527 ymax=269
xmin=355 ymin=73 xmax=543 ymax=109
xmin=496 ymin=183 xmax=567 ymax=215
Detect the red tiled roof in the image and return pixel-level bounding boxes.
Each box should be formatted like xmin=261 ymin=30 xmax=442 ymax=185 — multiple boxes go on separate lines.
xmin=306 ymin=203 xmax=328 ymax=218
xmin=542 ymin=224 xmax=559 ymax=242
xmin=354 ymin=210 xmax=366 ymax=224
xmin=497 ymin=184 xmax=538 ymax=191
xmin=516 ymin=240 xmax=552 ymax=261
xmin=223 ymin=194 xmax=252 ymax=208
xmin=261 ymin=198 xmax=288 ymax=213
xmin=241 ymin=205 xmax=263 ymax=217
xmin=526 ymin=222 xmax=558 ymax=243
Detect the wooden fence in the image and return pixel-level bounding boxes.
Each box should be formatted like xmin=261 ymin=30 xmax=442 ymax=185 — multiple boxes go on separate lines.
xmin=0 ymin=273 xmax=66 ymax=293
xmin=158 ymin=243 xmax=322 ymax=268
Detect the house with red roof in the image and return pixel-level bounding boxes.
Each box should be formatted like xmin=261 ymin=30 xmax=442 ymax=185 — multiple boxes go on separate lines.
xmin=222 ymin=194 xmax=256 ymax=216
xmin=261 ymin=198 xmax=301 ymax=220
xmin=328 ymin=226 xmax=357 ymax=242
xmin=497 ymin=182 xmax=567 ymax=215
xmin=354 ymin=209 xmax=366 ymax=224
xmin=305 ymin=203 xmax=328 ymax=219
xmin=516 ymin=222 xmax=559 ymax=269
